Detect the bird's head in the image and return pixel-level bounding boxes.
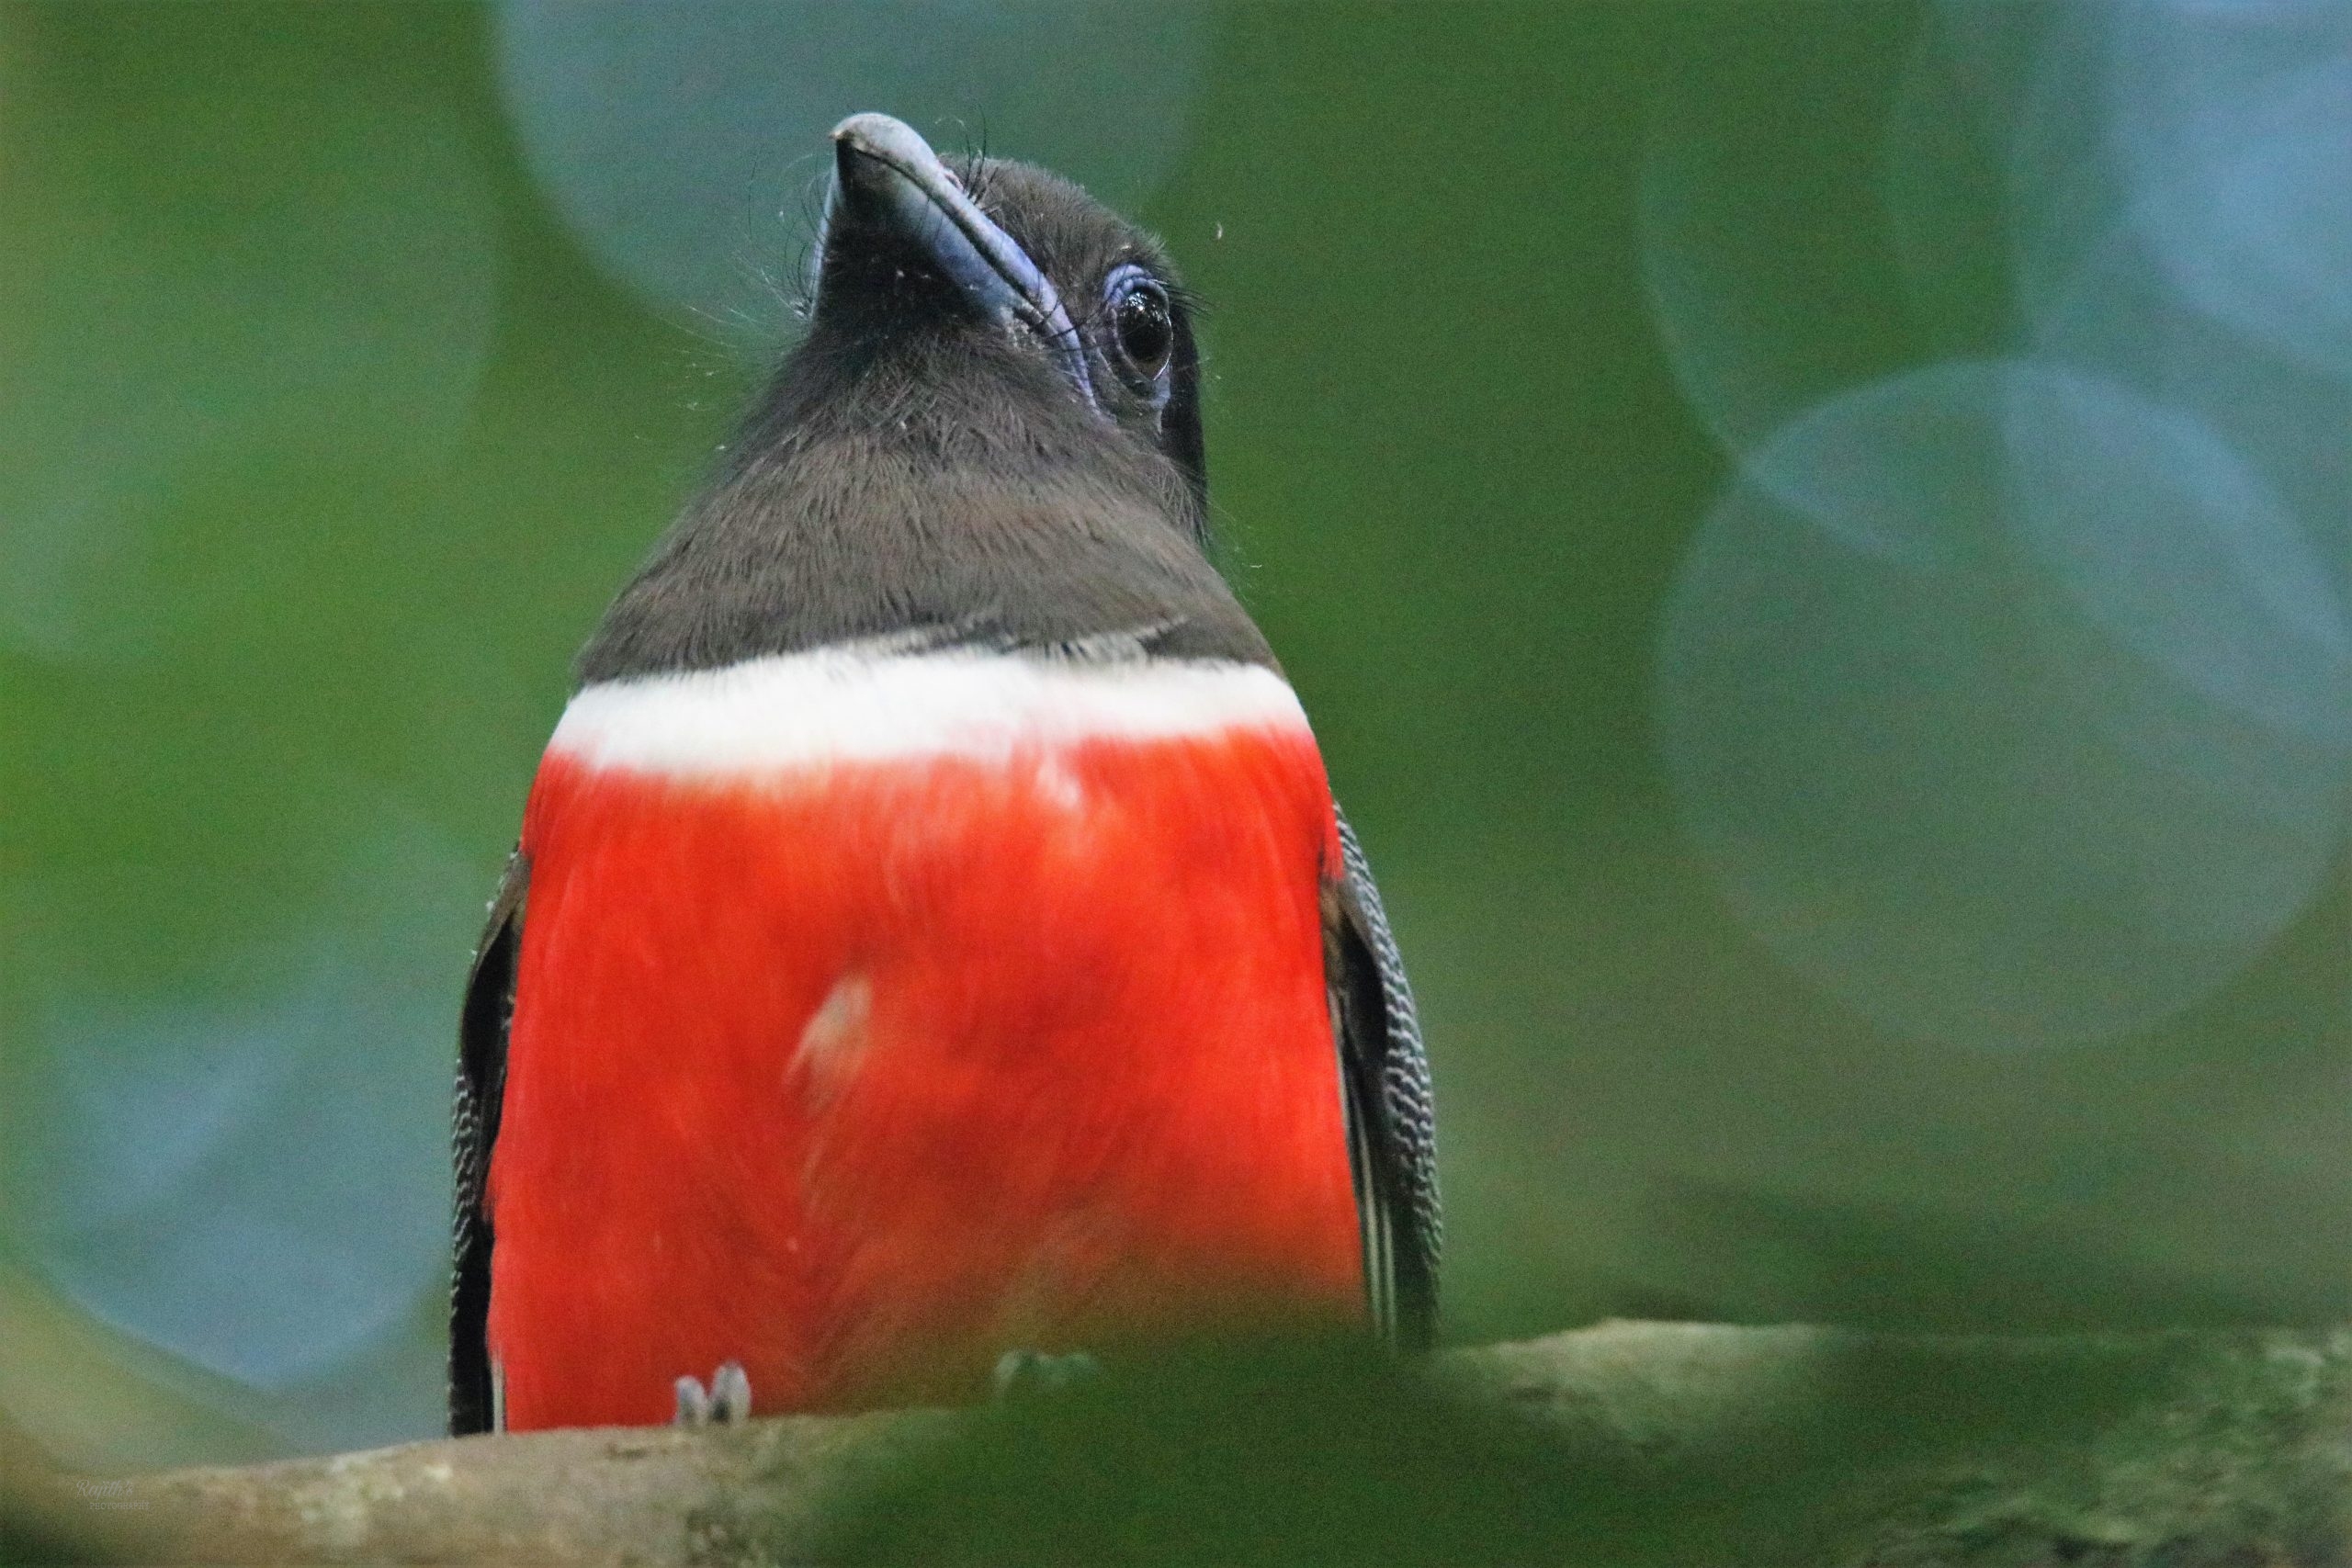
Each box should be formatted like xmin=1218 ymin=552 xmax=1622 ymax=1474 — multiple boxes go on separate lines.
xmin=581 ymin=114 xmax=1243 ymax=682
xmin=767 ymin=113 xmax=1206 ymax=534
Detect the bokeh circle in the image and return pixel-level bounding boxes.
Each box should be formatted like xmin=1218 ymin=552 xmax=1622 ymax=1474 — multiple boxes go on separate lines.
xmin=1657 ymin=359 xmax=2350 ymax=1050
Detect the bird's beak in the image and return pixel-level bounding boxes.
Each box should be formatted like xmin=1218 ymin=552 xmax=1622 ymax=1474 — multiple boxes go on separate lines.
xmin=823 ymin=113 xmax=1100 ymax=413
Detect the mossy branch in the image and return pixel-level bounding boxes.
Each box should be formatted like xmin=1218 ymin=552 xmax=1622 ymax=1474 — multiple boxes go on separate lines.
xmin=12 ymin=1323 xmax=2348 ymax=1566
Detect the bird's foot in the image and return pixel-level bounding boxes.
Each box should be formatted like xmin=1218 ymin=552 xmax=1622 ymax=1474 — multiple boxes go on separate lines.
xmin=991 ymin=1348 xmax=1102 ymax=1401
xmin=673 ymin=1360 xmax=753 ymax=1427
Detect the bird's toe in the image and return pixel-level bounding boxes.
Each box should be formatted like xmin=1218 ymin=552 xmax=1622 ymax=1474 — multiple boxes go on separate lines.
xmin=710 ymin=1360 xmax=753 ymax=1424
xmin=992 ymin=1348 xmax=1102 ymax=1400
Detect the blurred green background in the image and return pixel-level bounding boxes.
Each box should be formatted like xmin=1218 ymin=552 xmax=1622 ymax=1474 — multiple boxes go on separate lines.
xmin=2 ymin=1 xmax=2345 ymax=1472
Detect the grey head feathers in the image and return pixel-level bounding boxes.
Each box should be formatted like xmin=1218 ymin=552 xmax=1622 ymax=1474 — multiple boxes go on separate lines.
xmin=577 ymin=151 xmax=1238 ymax=686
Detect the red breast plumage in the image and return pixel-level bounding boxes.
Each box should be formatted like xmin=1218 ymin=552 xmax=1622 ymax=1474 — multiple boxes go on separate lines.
xmin=448 ymin=115 xmax=1440 ymax=1435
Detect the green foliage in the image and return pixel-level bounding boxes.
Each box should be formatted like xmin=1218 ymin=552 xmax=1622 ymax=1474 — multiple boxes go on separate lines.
xmin=1 ymin=0 xmax=2342 ymax=1468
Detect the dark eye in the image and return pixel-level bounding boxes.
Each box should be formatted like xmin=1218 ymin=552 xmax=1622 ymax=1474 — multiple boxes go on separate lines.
xmin=1104 ymin=265 xmax=1173 ymax=382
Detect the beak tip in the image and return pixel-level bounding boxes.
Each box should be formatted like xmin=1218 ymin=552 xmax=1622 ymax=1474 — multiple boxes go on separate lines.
xmin=830 ymin=112 xmax=932 ymax=168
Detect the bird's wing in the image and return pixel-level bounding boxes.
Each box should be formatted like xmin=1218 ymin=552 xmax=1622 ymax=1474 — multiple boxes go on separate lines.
xmin=1326 ymin=809 xmax=1443 ymax=1349
xmin=448 ymin=849 xmax=526 ymax=1436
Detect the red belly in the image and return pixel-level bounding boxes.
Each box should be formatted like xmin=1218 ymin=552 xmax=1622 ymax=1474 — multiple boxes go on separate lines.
xmin=487 ymin=725 xmax=1361 ymax=1429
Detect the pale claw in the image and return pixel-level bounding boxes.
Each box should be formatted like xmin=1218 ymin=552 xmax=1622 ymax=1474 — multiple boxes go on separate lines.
xmin=992 ymin=1348 xmax=1102 ymax=1400
xmin=673 ymin=1361 xmax=753 ymax=1427
xmin=710 ymin=1360 xmax=752 ymax=1424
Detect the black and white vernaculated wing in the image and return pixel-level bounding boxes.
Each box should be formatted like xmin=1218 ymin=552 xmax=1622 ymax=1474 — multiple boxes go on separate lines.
xmin=1326 ymin=809 xmax=1443 ymax=1349
xmin=448 ymin=850 xmax=526 ymax=1437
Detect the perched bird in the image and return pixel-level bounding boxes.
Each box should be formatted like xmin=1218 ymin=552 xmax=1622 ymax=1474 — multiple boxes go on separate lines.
xmin=448 ymin=113 xmax=1440 ymax=1435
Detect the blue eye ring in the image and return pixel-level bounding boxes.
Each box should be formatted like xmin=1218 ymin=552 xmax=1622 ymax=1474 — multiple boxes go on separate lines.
xmin=1102 ymin=264 xmax=1175 ymax=400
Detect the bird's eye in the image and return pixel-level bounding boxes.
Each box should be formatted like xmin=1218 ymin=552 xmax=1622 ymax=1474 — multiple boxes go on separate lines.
xmin=1104 ymin=266 xmax=1174 ymax=384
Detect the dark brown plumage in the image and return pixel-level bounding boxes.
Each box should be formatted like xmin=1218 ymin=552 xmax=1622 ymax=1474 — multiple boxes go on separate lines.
xmin=578 ymin=158 xmax=1232 ymax=684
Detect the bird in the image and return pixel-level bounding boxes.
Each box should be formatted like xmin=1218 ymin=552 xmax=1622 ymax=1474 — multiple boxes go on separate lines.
xmin=447 ymin=112 xmax=1440 ymax=1435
